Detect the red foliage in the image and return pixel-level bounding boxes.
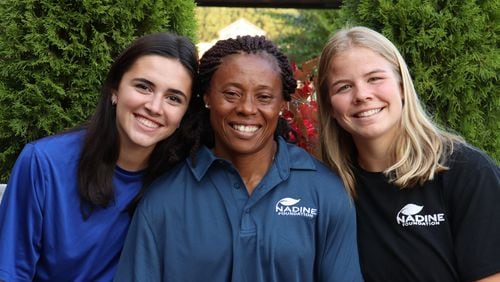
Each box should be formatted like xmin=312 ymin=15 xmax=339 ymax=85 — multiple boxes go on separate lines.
xmin=283 ymin=58 xmax=320 ymax=157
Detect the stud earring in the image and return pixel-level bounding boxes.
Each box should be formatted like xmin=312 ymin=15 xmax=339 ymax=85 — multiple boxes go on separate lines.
xmin=205 ymin=104 xmax=210 ymax=109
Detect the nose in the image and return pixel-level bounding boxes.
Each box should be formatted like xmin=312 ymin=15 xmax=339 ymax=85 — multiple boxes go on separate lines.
xmin=353 ymin=83 xmax=373 ymax=104
xmin=145 ymin=93 xmax=162 ymax=115
xmin=236 ymin=95 xmax=257 ymax=115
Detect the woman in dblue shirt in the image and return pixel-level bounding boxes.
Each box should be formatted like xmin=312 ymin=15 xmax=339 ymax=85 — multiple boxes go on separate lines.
xmin=0 ymin=32 xmax=202 ymax=281
xmin=115 ymin=35 xmax=362 ymax=282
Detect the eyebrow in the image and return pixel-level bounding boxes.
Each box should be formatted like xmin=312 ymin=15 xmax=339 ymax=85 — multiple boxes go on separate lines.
xmin=165 ymin=88 xmax=188 ymax=98
xmin=364 ymin=69 xmax=387 ymax=76
xmin=331 ymin=68 xmax=388 ymax=87
xmin=133 ymin=78 xmax=188 ymax=98
xmin=222 ymin=81 xmax=276 ymax=91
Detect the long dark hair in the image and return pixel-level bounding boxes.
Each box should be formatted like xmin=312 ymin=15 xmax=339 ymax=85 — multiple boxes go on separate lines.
xmin=78 ymin=32 xmax=203 ymax=218
xmin=197 ymin=35 xmax=297 ymax=147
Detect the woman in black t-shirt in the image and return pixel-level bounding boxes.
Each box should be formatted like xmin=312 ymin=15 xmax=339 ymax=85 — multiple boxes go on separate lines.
xmin=316 ymin=26 xmax=500 ymax=281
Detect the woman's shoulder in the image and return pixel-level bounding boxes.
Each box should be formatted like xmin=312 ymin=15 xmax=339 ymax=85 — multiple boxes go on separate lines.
xmin=283 ymin=140 xmax=318 ymax=166
xmin=441 ymin=143 xmax=499 ymax=193
xmin=141 ymin=160 xmax=190 ymax=197
xmin=447 ymin=143 xmax=498 ymax=171
xmin=284 ymin=142 xmax=349 ymax=196
xmin=28 ymin=130 xmax=85 ymax=153
xmin=16 ymin=130 xmax=84 ymax=162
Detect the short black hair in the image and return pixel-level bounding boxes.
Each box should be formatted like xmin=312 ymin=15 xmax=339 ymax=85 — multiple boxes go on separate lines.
xmin=198 ymin=35 xmax=296 ymax=101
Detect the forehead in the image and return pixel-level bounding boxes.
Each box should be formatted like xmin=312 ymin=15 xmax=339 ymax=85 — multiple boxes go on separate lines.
xmin=124 ymin=55 xmax=193 ymax=90
xmin=212 ymin=52 xmax=282 ymax=84
xmin=329 ymin=47 xmax=402 ymax=84
xmin=331 ymin=47 xmax=390 ymax=70
xmin=221 ymin=52 xmax=279 ymax=71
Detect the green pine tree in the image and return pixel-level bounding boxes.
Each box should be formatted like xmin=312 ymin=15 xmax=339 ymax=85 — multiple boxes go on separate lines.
xmin=274 ymin=9 xmax=348 ymax=63
xmin=0 ymin=0 xmax=197 ymax=181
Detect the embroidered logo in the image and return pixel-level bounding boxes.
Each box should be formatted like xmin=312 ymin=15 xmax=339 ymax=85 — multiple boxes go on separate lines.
xmin=275 ymin=197 xmax=317 ymax=218
xmin=396 ymin=203 xmax=445 ymax=227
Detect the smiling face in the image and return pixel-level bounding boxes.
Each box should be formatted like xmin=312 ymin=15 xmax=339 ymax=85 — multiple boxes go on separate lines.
xmin=113 ymin=54 xmax=192 ymax=158
xmin=204 ymin=52 xmax=286 ymax=159
xmin=327 ymin=46 xmax=403 ymax=148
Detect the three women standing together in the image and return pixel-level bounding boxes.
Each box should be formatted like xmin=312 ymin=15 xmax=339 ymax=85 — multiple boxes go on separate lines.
xmin=0 ymin=26 xmax=498 ymax=282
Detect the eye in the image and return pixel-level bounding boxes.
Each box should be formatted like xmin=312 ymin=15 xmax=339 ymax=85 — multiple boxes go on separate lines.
xmin=257 ymin=93 xmax=273 ymax=103
xmin=223 ymin=90 xmax=238 ymax=97
xmin=222 ymin=90 xmax=241 ymax=102
xmin=135 ymin=83 xmax=152 ymax=93
xmin=368 ymin=76 xmax=383 ymax=83
xmin=335 ymin=84 xmax=352 ymax=94
xmin=165 ymin=94 xmax=185 ymax=105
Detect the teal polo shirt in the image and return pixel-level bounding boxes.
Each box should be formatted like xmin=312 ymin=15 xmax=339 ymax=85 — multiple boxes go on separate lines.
xmin=115 ymin=137 xmax=362 ymax=282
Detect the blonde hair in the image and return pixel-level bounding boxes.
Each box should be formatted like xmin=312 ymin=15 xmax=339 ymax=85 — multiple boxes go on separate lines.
xmin=316 ymin=26 xmax=463 ymax=197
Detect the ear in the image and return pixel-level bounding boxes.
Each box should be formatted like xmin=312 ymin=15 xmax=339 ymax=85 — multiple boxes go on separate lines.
xmin=280 ymin=101 xmax=287 ymax=113
xmin=399 ymin=83 xmax=405 ymax=105
xmin=203 ymin=93 xmax=209 ymax=106
xmin=111 ymin=92 xmax=118 ymax=105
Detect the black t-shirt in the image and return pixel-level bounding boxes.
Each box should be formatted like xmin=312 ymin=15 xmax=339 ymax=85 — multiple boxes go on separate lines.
xmin=355 ymin=144 xmax=500 ymax=282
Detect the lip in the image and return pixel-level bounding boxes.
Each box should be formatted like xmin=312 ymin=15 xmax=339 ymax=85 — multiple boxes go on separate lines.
xmin=134 ymin=113 xmax=163 ymax=129
xmin=352 ymin=107 xmax=384 ymax=118
xmin=229 ymin=122 xmax=261 ymax=134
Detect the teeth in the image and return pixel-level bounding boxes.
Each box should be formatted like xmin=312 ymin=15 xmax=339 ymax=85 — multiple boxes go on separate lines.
xmin=356 ymin=108 xmax=381 ymax=118
xmin=232 ymin=124 xmax=259 ymax=133
xmin=137 ymin=116 xmax=160 ymax=128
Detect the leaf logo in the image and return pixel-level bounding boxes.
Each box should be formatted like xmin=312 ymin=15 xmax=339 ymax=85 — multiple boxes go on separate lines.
xmin=399 ymin=204 xmax=424 ymax=216
xmin=276 ymin=197 xmax=301 ymax=208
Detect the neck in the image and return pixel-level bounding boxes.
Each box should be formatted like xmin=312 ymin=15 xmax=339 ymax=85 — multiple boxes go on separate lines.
xmin=117 ymin=146 xmax=152 ymax=172
xmin=215 ymin=141 xmax=277 ymax=195
xmin=354 ymin=138 xmax=393 ymax=172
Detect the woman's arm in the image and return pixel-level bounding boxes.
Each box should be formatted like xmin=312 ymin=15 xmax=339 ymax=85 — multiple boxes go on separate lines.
xmin=0 ymin=144 xmax=44 ymax=281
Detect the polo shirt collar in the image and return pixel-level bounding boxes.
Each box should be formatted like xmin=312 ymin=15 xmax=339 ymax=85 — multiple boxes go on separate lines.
xmin=187 ymin=137 xmax=318 ymax=182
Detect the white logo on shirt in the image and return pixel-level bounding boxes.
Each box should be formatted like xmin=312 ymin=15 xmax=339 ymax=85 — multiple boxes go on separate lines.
xmin=396 ymin=203 xmax=445 ymax=227
xmin=275 ymin=197 xmax=317 ymax=218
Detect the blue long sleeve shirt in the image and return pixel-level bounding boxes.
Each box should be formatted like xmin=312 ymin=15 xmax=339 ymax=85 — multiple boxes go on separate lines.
xmin=0 ymin=131 xmax=143 ymax=281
